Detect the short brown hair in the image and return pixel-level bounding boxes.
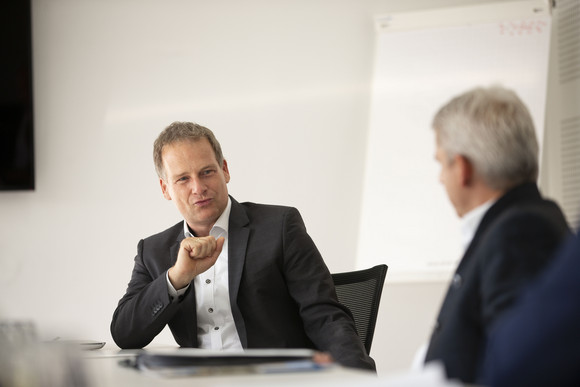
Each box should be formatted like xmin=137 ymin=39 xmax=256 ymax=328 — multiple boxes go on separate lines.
xmin=153 ymin=121 xmax=224 ymax=179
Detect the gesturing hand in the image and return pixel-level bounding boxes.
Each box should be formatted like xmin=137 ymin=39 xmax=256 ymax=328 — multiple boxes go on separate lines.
xmin=168 ymin=236 xmax=225 ymax=290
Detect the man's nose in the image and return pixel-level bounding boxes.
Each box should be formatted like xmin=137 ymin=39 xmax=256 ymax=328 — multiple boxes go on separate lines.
xmin=190 ymin=176 xmax=207 ymax=195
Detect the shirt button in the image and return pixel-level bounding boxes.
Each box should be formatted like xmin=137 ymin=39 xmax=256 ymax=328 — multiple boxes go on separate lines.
xmin=208 ymin=308 xmax=214 ymax=313
xmin=206 ymin=279 xmax=211 ymax=284
xmin=214 ymin=327 xmax=219 ymax=331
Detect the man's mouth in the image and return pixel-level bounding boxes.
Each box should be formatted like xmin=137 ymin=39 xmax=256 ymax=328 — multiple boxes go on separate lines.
xmin=194 ymin=198 xmax=212 ymax=206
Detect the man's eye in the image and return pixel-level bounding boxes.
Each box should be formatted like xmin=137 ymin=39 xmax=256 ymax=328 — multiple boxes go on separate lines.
xmin=177 ymin=176 xmax=189 ymax=183
xmin=202 ymin=170 xmax=215 ymax=176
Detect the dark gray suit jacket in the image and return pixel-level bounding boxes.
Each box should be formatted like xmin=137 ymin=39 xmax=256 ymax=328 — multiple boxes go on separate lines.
xmin=111 ymin=197 xmax=375 ymax=370
xmin=424 ymin=183 xmax=570 ymax=383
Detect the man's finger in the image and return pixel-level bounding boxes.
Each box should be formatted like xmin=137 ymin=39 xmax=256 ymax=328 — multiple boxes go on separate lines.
xmin=206 ymin=236 xmax=224 ymax=261
xmin=215 ymin=236 xmax=225 ymax=255
xmin=184 ymin=236 xmax=216 ymax=258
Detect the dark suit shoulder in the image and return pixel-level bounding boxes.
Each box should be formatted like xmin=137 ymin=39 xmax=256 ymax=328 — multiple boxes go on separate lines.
xmin=237 ymin=201 xmax=300 ymax=225
xmin=476 ymin=183 xmax=569 ymax=249
xmin=142 ymin=221 xmax=183 ymax=247
xmin=239 ymin=201 xmax=296 ymax=214
xmin=474 ymin=196 xmax=569 ymax=274
xmin=484 ymin=196 xmax=569 ymax=243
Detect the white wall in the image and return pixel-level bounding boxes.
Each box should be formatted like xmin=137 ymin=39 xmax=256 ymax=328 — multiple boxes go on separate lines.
xmin=0 ymin=0 xmax=502 ymax=376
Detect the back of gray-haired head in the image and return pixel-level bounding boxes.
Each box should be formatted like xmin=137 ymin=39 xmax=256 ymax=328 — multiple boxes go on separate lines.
xmin=153 ymin=121 xmax=224 ymax=179
xmin=432 ymin=86 xmax=539 ymax=191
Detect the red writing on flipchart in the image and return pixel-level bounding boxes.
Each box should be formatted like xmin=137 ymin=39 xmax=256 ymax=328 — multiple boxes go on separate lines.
xmin=498 ymin=20 xmax=547 ymax=35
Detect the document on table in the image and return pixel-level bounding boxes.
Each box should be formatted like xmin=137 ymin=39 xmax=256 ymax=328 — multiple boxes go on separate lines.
xmin=122 ymin=348 xmax=333 ymax=377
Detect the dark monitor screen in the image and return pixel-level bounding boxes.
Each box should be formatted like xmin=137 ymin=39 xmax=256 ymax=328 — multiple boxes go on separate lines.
xmin=0 ymin=0 xmax=35 ymax=190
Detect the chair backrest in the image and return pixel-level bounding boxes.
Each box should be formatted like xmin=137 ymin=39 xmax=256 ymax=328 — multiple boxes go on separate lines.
xmin=331 ymin=264 xmax=388 ymax=355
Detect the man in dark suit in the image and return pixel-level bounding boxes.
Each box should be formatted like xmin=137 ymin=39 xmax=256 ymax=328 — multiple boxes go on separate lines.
xmin=423 ymin=86 xmax=570 ymax=383
xmin=481 ymin=233 xmax=580 ymax=386
xmin=110 ymin=122 xmax=374 ymax=371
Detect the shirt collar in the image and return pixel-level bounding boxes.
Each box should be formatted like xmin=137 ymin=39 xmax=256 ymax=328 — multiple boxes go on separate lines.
xmin=460 ymin=199 xmax=495 ymax=252
xmin=183 ymin=197 xmax=232 ymax=238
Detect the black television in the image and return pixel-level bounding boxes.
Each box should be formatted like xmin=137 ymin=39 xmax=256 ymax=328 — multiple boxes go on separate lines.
xmin=0 ymin=0 xmax=35 ymax=190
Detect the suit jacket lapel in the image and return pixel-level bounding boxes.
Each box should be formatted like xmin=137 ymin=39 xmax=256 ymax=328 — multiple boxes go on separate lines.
xmin=227 ymin=196 xmax=250 ymax=347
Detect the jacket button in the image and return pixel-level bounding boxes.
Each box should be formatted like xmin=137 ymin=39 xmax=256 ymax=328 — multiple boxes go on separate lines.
xmin=452 ymin=273 xmax=462 ymax=289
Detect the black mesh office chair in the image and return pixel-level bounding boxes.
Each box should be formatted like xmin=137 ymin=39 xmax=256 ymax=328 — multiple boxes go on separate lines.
xmin=331 ymin=264 xmax=388 ymax=355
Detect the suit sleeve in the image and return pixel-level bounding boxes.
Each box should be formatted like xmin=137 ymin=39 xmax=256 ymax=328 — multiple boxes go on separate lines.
xmin=110 ymin=239 xmax=184 ymax=348
xmin=280 ymin=208 xmax=376 ymax=371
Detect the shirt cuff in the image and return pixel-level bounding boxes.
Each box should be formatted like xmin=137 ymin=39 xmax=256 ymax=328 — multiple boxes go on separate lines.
xmin=166 ymin=271 xmax=189 ymax=302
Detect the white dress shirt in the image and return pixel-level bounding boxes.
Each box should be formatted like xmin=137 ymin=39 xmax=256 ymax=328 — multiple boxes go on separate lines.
xmin=166 ymin=198 xmax=243 ymax=350
xmin=459 ymin=200 xmax=495 ymax=253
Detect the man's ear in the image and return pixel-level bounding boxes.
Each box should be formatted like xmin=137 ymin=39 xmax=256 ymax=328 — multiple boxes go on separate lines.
xmin=160 ymin=178 xmax=172 ymax=200
xmin=455 ymin=155 xmax=474 ymax=187
xmin=222 ymin=159 xmax=230 ymax=184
